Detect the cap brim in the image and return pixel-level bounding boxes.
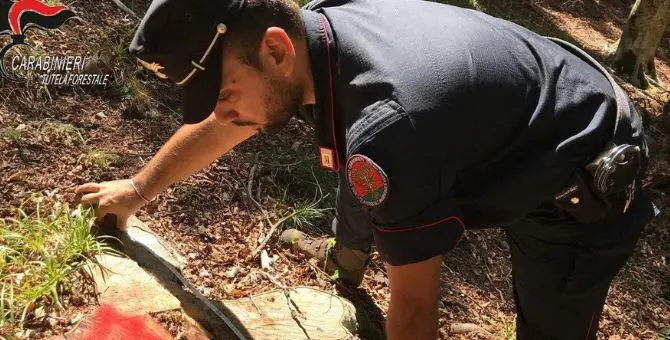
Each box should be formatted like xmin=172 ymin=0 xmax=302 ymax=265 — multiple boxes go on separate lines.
xmin=182 ymin=41 xmax=223 ymax=124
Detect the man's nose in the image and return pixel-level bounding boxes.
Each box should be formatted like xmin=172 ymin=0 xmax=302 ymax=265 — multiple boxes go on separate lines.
xmin=213 ymin=99 xmax=238 ymax=122
xmin=213 ymin=89 xmax=236 ymax=112
xmin=213 ymin=100 xmax=227 ymax=115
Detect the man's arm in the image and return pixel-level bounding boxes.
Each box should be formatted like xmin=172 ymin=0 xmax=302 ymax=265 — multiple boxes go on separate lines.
xmin=76 ymin=112 xmax=257 ymax=228
xmin=386 ymin=255 xmax=442 ymax=340
xmin=132 ymin=113 xmax=257 ymax=198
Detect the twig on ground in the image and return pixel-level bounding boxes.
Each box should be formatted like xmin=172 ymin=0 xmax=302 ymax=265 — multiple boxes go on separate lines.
xmin=215 ymin=171 xmax=237 ymax=193
xmin=443 ymin=298 xmax=471 ymax=312
xmin=449 ymin=323 xmax=494 ymax=337
xmin=657 ymin=297 xmax=670 ymax=310
xmin=247 ymin=151 xmax=323 ymax=258
xmin=246 ymin=157 xmax=276 ymax=257
xmin=247 ymin=163 xmax=263 ymax=211
xmin=484 ymin=269 xmax=506 ymax=303
xmin=109 ymin=0 xmax=140 ymax=20
xmin=42 ymin=85 xmax=52 ymax=104
xmin=647 ymin=76 xmax=669 ymax=94
xmin=247 ymin=292 xmax=263 ymax=315
xmin=478 ymin=242 xmax=507 ymax=303
xmin=560 ymin=0 xmax=580 ymax=10
xmin=0 ymin=88 xmax=18 ymax=104
xmin=462 ymin=292 xmax=484 ymax=318
xmin=251 ymin=209 xmax=304 ymax=258
xmin=525 ymin=0 xmax=553 ymax=21
xmin=257 ymin=270 xmax=287 ymax=290
xmin=370 ymin=257 xmax=387 ymax=275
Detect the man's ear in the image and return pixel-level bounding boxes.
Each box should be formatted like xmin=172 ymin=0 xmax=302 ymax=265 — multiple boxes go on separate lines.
xmin=259 ymin=27 xmax=296 ymax=77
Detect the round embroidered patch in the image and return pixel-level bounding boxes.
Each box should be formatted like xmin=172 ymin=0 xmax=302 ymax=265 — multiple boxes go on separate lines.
xmin=346 ymin=154 xmax=389 ymax=207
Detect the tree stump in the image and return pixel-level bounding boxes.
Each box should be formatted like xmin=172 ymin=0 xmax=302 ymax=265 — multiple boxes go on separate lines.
xmin=613 ymin=0 xmax=670 ymax=89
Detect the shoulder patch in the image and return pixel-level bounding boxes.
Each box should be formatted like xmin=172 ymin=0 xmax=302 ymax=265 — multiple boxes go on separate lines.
xmin=346 ymin=154 xmax=389 ymax=207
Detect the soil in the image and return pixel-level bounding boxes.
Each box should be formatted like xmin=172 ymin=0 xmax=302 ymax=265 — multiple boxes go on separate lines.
xmin=0 ymin=0 xmax=668 ymax=339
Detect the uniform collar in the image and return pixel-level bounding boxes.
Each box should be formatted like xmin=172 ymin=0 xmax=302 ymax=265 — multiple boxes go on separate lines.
xmin=301 ymin=9 xmax=341 ymax=172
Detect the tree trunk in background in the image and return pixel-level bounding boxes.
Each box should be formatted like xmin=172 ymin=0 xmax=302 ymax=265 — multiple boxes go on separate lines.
xmin=613 ymin=0 xmax=670 ymax=89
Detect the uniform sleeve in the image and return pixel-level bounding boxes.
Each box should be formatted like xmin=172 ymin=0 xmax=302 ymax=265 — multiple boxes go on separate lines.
xmin=345 ymin=100 xmax=466 ymax=266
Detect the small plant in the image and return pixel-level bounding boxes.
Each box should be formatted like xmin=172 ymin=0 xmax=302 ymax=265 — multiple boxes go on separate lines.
xmin=267 ymin=151 xmax=338 ymax=203
xmin=0 ymin=194 xmax=120 ymax=335
xmin=95 ymin=23 xmax=137 ymax=63
xmin=2 ymin=127 xmax=24 ymax=145
xmin=5 ymin=43 xmax=47 ymax=84
xmin=281 ymin=197 xmax=332 ymax=234
xmin=121 ymin=75 xmax=154 ymax=119
xmin=659 ymin=328 xmax=670 ymax=340
xmin=77 ymin=149 xmax=120 ymax=169
xmin=39 ymin=121 xmax=86 ymax=147
xmin=260 ymin=149 xmax=337 ymax=234
xmin=498 ymin=315 xmax=516 ymax=340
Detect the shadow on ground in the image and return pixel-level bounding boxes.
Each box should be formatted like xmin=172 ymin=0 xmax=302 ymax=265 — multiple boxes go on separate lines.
xmin=335 ymin=284 xmax=387 ymax=340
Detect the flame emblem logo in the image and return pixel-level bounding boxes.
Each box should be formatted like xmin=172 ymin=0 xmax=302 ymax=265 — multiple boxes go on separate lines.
xmin=0 ymin=0 xmax=76 ymax=81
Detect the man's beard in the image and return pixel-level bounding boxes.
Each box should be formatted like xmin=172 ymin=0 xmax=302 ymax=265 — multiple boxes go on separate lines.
xmin=260 ymin=74 xmax=304 ymax=135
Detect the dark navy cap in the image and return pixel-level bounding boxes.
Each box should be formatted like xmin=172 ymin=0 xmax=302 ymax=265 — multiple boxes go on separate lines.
xmin=129 ymin=0 xmax=245 ymax=124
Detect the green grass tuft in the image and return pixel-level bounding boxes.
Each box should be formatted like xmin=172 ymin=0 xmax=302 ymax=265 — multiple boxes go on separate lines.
xmin=2 ymin=127 xmax=24 ymax=145
xmin=260 ymin=148 xmax=337 ymax=234
xmin=498 ymin=315 xmax=517 ymax=340
xmin=266 ymin=151 xmax=338 ymax=202
xmin=0 ymin=194 xmax=120 ymax=334
xmin=280 ymin=196 xmax=332 ymax=232
xmin=121 ymin=75 xmax=155 ymax=119
xmin=39 ymin=121 xmax=86 ymax=147
xmin=77 ymin=149 xmax=120 ymax=169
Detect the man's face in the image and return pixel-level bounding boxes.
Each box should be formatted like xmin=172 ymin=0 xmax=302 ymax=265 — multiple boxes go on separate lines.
xmin=214 ymin=46 xmax=304 ymax=135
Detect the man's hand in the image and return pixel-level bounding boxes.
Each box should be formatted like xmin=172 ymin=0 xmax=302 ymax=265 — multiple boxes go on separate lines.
xmin=75 ymin=179 xmax=146 ymax=230
xmin=386 ymin=255 xmax=442 ymax=340
xmin=73 ymin=113 xmax=258 ymax=231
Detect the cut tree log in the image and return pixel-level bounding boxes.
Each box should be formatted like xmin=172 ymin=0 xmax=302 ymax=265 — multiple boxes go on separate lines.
xmin=95 ymin=215 xmax=361 ymax=340
xmin=85 ymin=253 xmax=182 ymax=315
xmin=222 ymin=287 xmax=358 ymax=340
xmin=99 ymin=215 xmax=252 ymax=339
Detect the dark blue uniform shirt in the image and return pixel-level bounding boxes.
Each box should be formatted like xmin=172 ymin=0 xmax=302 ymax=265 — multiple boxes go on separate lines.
xmin=299 ymin=0 xmax=647 ymax=265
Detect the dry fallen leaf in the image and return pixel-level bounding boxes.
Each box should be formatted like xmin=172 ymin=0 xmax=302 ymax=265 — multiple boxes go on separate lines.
xmin=232 ymin=289 xmax=248 ymax=298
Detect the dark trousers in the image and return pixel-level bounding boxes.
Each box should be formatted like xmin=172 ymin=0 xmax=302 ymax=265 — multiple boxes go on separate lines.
xmin=507 ymin=188 xmax=658 ymax=339
xmin=332 ymin=183 xmax=659 ymax=339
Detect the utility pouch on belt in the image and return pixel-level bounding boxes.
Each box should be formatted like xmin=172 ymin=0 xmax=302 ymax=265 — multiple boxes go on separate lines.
xmin=546 ymin=37 xmax=644 ymax=222
xmin=553 ymin=169 xmax=610 ymax=224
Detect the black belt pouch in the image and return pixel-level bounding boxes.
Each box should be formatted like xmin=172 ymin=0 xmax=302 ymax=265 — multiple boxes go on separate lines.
xmin=552 ymin=169 xmax=611 ymax=224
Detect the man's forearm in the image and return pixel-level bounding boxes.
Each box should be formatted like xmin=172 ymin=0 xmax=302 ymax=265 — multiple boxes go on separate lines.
xmin=132 ymin=114 xmax=257 ymax=198
xmin=386 ymin=300 xmax=439 ymax=340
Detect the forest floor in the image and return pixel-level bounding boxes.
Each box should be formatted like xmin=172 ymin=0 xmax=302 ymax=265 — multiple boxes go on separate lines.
xmin=0 ymin=0 xmax=669 ymax=339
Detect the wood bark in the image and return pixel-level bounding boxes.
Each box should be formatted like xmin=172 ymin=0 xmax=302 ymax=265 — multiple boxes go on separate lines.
xmin=613 ymin=0 xmax=670 ymax=89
